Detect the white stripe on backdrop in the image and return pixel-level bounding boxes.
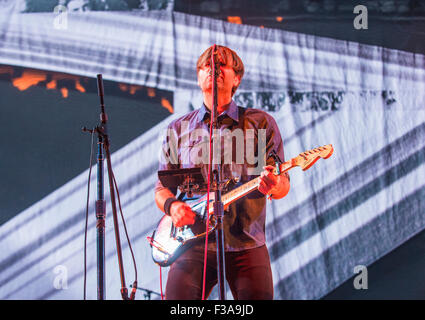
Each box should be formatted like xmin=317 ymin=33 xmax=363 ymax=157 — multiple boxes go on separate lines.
xmin=0 ymin=10 xmax=424 ymax=93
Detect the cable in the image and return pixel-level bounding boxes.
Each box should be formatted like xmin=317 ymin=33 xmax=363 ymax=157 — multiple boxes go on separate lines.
xmin=159 ymin=266 xmax=164 ymax=300
xmin=146 ymin=236 xmax=165 ymax=300
xmin=83 ymin=130 xmax=95 ymax=300
xmin=201 ymin=136 xmax=213 ymax=300
xmin=201 ymin=45 xmax=217 ymax=300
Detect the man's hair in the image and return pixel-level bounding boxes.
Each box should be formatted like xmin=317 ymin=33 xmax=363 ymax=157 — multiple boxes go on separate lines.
xmin=196 ymin=45 xmax=244 ymax=96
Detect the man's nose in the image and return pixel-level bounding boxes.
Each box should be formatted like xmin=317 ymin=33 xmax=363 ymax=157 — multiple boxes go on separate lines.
xmin=208 ymin=66 xmax=222 ymax=76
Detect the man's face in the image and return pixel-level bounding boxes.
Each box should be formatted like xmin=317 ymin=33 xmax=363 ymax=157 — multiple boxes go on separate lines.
xmin=197 ymin=50 xmax=241 ymax=99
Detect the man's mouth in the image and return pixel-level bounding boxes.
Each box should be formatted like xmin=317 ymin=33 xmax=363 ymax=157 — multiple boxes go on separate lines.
xmin=208 ymin=75 xmax=223 ymax=81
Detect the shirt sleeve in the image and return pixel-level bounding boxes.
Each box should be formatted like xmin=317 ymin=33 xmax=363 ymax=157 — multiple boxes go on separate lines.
xmin=265 ymin=114 xmax=290 ymax=181
xmin=154 ymin=122 xmax=180 ymax=195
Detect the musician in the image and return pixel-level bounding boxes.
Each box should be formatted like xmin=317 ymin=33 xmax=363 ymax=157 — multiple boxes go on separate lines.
xmin=154 ymin=45 xmax=290 ymax=300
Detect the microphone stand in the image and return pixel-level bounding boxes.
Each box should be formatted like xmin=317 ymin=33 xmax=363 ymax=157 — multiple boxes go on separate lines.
xmin=95 ymin=122 xmax=106 ymax=300
xmin=210 ymin=45 xmax=226 ymax=300
xmin=83 ymin=74 xmax=131 ymax=300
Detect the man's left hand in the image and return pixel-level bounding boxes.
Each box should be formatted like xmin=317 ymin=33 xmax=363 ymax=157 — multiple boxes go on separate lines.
xmin=258 ymin=165 xmax=290 ymax=199
xmin=258 ymin=165 xmax=278 ymax=195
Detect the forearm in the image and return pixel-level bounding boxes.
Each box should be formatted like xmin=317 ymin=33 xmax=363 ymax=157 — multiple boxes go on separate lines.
xmin=155 ymin=187 xmax=196 ymax=227
xmin=155 ymin=188 xmax=177 ymax=213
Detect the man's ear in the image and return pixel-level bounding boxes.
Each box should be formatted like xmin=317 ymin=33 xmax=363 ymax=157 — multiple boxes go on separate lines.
xmin=233 ymin=75 xmax=241 ymax=88
xmin=197 ymin=71 xmax=201 ymax=88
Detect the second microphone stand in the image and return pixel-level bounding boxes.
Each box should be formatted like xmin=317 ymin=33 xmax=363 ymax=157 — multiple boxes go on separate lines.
xmin=88 ymin=74 xmax=132 ymax=300
xmin=210 ymin=45 xmax=226 ymax=300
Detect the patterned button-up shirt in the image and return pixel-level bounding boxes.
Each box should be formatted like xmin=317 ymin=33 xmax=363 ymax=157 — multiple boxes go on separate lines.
xmin=155 ymin=100 xmax=286 ymax=251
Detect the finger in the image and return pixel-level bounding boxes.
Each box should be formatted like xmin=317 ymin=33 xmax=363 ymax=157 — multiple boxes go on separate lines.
xmin=262 ymin=172 xmax=270 ymax=180
xmin=176 ymin=204 xmax=192 ymax=215
xmin=180 ymin=209 xmax=196 ymax=226
xmin=259 ymin=187 xmax=269 ymax=195
xmin=258 ymin=181 xmax=270 ymax=195
xmin=183 ymin=207 xmax=195 ymax=216
xmin=263 ymin=169 xmax=275 ymax=179
xmin=263 ymin=165 xmax=275 ymax=172
xmin=187 ymin=216 xmax=196 ymax=225
xmin=173 ymin=217 xmax=182 ymax=227
xmin=260 ymin=168 xmax=273 ymax=179
xmin=182 ymin=203 xmax=193 ymax=209
xmin=260 ymin=175 xmax=275 ymax=187
xmin=181 ymin=214 xmax=195 ymax=226
xmin=261 ymin=179 xmax=270 ymax=189
xmin=173 ymin=211 xmax=187 ymax=227
xmin=264 ymin=175 xmax=277 ymax=187
xmin=258 ymin=186 xmax=265 ymax=195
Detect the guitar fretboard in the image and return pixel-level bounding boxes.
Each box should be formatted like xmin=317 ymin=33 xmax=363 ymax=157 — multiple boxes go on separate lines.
xmin=207 ymin=160 xmax=293 ymax=214
xmin=221 ymin=177 xmax=260 ymax=206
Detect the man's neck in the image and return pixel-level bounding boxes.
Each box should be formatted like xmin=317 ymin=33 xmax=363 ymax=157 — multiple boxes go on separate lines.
xmin=203 ymin=94 xmax=232 ymax=115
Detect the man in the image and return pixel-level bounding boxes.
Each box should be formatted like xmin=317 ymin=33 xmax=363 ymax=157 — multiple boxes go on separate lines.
xmin=154 ymin=45 xmax=290 ymax=300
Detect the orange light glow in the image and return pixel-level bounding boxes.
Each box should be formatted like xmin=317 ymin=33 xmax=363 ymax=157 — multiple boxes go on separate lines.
xmin=161 ymin=98 xmax=173 ymax=113
xmin=276 ymin=16 xmax=283 ymax=22
xmin=6 ymin=66 xmax=163 ymax=103
xmin=12 ymin=71 xmax=46 ymax=91
xmin=60 ymin=87 xmax=69 ymax=98
xmin=46 ymin=80 xmax=57 ymax=90
xmin=119 ymin=82 xmax=144 ymax=95
xmin=119 ymin=83 xmax=128 ymax=92
xmin=129 ymin=85 xmax=139 ymax=95
xmin=227 ymin=16 xmax=242 ymax=24
xmin=147 ymin=88 xmax=156 ymax=97
xmin=75 ymin=80 xmax=86 ymax=93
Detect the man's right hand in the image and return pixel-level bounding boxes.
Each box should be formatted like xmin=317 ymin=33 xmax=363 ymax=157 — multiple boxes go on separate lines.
xmin=169 ymin=201 xmax=196 ymax=227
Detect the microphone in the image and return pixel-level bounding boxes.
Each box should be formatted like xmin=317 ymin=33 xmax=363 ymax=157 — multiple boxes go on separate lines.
xmin=209 ymin=45 xmax=221 ymax=77
xmin=97 ymin=74 xmax=108 ymax=124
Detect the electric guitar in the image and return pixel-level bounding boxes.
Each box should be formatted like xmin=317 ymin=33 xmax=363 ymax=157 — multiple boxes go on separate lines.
xmin=149 ymin=144 xmax=334 ymax=266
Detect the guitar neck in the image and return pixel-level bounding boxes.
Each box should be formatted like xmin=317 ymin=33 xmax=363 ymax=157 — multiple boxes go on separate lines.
xmin=221 ymin=176 xmax=261 ymax=206
xmin=207 ymin=160 xmax=294 ymax=213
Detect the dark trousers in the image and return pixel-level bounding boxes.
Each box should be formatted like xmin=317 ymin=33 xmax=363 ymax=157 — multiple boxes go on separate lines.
xmin=165 ymin=244 xmax=274 ymax=300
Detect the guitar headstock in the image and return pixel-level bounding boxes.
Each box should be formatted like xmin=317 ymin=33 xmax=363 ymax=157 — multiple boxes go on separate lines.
xmin=292 ymin=144 xmax=334 ymax=171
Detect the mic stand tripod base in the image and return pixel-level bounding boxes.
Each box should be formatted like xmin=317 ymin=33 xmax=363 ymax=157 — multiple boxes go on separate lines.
xmin=214 ymin=198 xmax=226 ymax=300
xmin=209 ymin=168 xmax=226 ymax=301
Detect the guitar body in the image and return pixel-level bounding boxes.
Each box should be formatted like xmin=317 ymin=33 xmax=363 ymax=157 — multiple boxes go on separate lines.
xmin=150 ymin=195 xmax=217 ymax=267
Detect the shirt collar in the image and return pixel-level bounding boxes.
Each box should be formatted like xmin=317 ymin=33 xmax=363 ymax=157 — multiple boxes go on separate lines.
xmin=197 ymin=100 xmax=239 ymax=124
